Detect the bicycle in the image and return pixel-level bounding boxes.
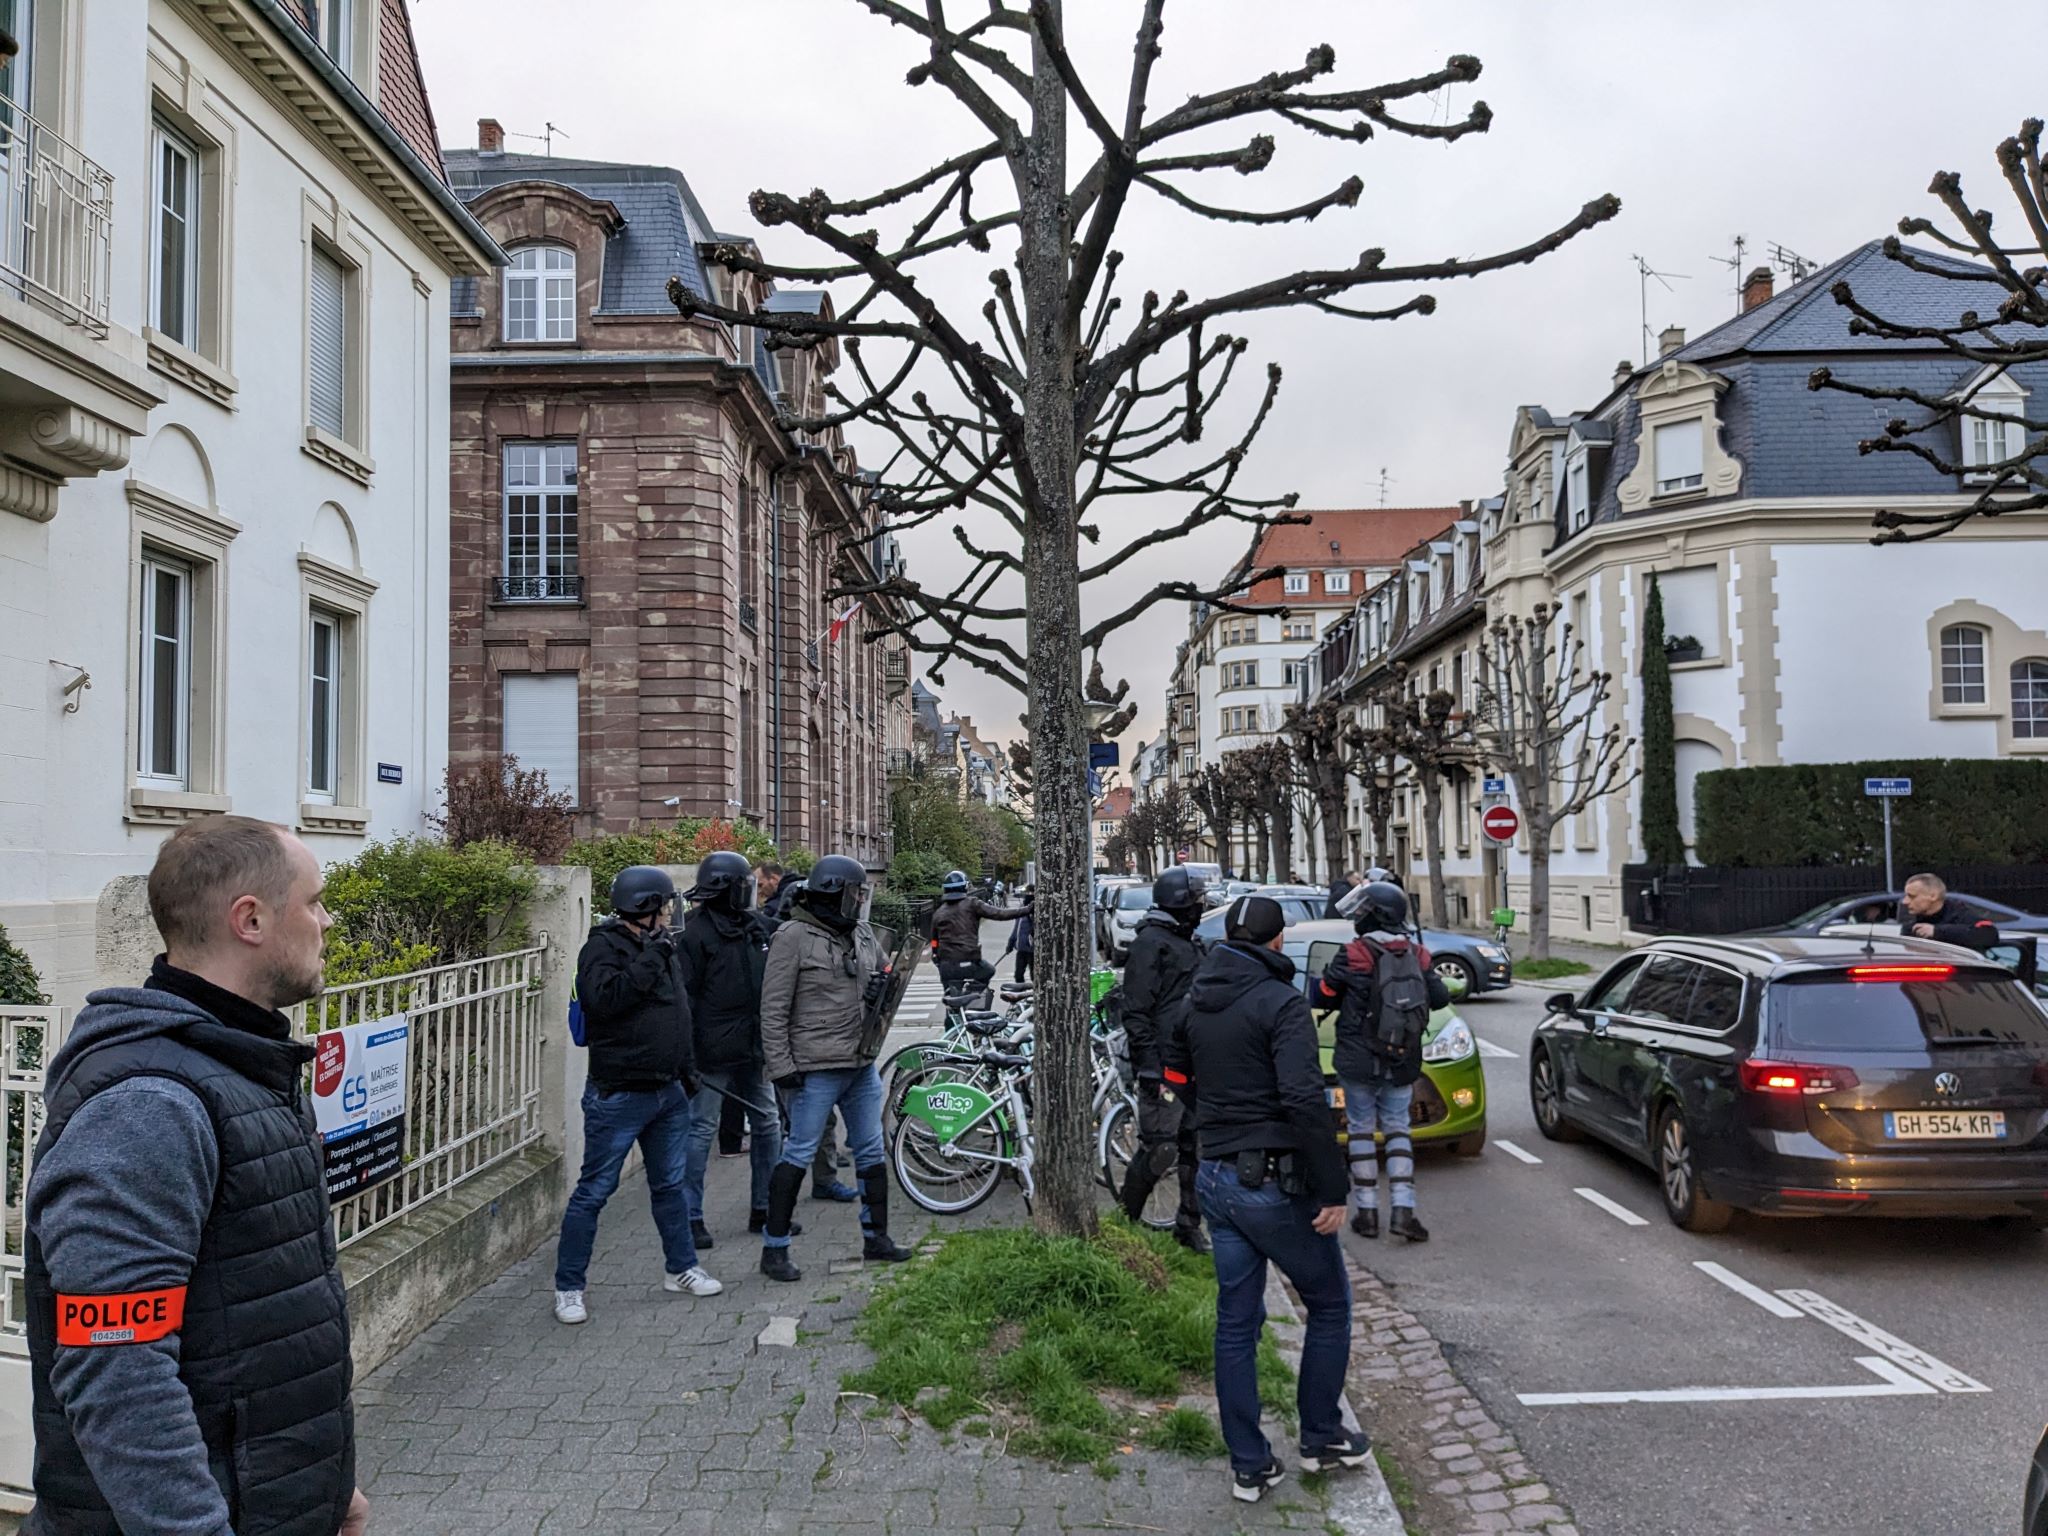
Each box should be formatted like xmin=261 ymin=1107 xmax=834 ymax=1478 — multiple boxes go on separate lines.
xmin=891 ymin=1047 xmax=1037 ymax=1214
xmin=1491 ymin=906 xmax=1516 ymax=952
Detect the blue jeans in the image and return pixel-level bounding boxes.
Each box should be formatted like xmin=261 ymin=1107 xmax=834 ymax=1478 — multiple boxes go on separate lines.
xmin=1341 ymin=1078 xmax=1416 ymax=1211
xmin=553 ymin=1081 xmax=698 ymax=1290
xmin=769 ymin=1066 xmax=887 ymax=1248
xmin=1195 ymin=1158 xmax=1352 ymax=1475
xmin=685 ymin=1064 xmax=782 ymax=1220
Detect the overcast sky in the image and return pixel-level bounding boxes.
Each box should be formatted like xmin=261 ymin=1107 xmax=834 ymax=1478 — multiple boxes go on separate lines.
xmin=411 ymin=1 xmax=2034 ymax=757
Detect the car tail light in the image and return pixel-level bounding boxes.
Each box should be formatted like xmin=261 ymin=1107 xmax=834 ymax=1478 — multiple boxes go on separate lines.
xmin=1740 ymin=1059 xmax=1860 ymax=1095
xmin=1847 ymin=964 xmax=1954 ymax=982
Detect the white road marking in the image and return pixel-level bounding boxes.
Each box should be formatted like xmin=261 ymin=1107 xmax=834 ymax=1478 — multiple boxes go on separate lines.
xmin=1517 ymin=1355 xmax=1937 ymax=1407
xmin=1495 ymin=1139 xmax=1542 ymax=1165
xmin=1694 ymin=1261 xmax=1804 ymax=1319
xmin=1776 ymin=1289 xmax=1990 ymax=1394
xmin=1477 ymin=1037 xmax=1519 ymax=1059
xmin=1573 ymin=1187 xmax=1649 ymax=1226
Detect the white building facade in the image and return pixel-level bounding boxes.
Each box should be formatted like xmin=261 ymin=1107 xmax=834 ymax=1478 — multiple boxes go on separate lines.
xmin=0 ymin=0 xmax=497 ymax=1007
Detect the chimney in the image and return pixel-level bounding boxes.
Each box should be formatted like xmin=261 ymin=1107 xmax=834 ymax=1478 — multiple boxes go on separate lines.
xmin=1658 ymin=324 xmax=1686 ymax=358
xmin=1612 ymin=358 xmax=1633 ymax=390
xmin=477 ymin=118 xmax=504 ymax=155
xmin=1741 ymin=265 xmax=1775 ymax=314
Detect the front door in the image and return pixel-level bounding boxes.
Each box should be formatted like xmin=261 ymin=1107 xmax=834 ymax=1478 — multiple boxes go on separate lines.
xmin=1577 ymin=954 xmax=1699 ymax=1151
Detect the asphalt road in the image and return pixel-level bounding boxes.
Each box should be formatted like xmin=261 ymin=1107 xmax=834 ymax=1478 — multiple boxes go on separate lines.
xmin=1369 ymin=984 xmax=2046 ymax=1536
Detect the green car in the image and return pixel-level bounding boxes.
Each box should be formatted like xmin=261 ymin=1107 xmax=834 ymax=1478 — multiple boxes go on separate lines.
xmin=1288 ymin=921 xmax=1488 ymax=1158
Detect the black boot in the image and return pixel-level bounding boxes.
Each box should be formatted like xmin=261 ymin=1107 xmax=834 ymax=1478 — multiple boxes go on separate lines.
xmin=749 ymin=1208 xmax=800 ymax=1236
xmin=1389 ymin=1207 xmax=1429 ymax=1243
xmin=1350 ymin=1207 xmax=1379 ymax=1239
xmin=858 ymin=1164 xmax=913 ymax=1263
xmin=1173 ymin=1141 xmax=1206 ymax=1253
xmin=759 ymin=1163 xmax=805 ymax=1283
xmin=1173 ymin=1220 xmax=1211 ymax=1256
xmin=691 ymin=1220 xmax=714 ymax=1251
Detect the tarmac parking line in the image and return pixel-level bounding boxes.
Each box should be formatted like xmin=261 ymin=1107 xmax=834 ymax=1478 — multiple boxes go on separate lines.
xmin=1573 ymin=1186 xmax=1650 ymax=1226
xmin=1494 ymin=1139 xmax=1543 ymax=1165
xmin=1476 ymin=1037 xmax=1518 ymax=1058
xmin=1775 ymin=1289 xmax=1990 ymax=1393
xmin=1693 ymin=1260 xmax=1805 ymax=1318
xmin=1516 ymin=1355 xmax=1937 ymax=1407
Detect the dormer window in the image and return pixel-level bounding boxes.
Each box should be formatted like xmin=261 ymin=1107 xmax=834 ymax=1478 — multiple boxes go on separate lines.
xmin=1283 ymin=570 xmax=1309 ymax=596
xmin=505 ymin=245 xmax=577 ymax=343
xmin=1959 ymin=372 xmax=2028 ymax=479
xmin=1652 ymin=419 xmax=1704 ymax=495
xmin=1568 ymin=457 xmax=1590 ymax=528
xmin=1323 ymin=570 xmax=1351 ymax=595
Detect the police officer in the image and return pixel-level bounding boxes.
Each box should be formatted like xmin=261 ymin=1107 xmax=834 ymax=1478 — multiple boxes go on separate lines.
xmin=678 ymin=852 xmax=798 ymax=1251
xmin=1120 ymin=866 xmax=1210 ymax=1251
xmin=1170 ymin=895 xmax=1369 ymax=1504
xmin=930 ymin=869 xmax=1030 ymax=996
xmin=757 ymin=855 xmax=913 ymax=1281
xmin=23 ymin=815 xmax=370 ymax=1535
xmin=553 ymin=866 xmax=720 ymax=1327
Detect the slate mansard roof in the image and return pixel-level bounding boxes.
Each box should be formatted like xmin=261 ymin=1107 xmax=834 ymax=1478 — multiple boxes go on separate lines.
xmin=1560 ymin=240 xmax=2048 ymax=538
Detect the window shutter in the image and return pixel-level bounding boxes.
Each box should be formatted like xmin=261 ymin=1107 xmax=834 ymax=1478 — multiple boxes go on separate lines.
xmin=502 ymin=674 xmax=580 ymax=801
xmin=1653 ymin=419 xmax=1703 ymax=488
xmin=309 ymin=247 xmax=348 ymax=438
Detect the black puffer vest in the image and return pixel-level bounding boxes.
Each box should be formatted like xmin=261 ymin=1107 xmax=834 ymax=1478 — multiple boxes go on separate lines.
xmin=25 ymin=1018 xmax=354 ymax=1536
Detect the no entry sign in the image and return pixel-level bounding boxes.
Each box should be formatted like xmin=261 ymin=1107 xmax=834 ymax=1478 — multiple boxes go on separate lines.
xmin=1481 ymin=804 xmax=1521 ymax=844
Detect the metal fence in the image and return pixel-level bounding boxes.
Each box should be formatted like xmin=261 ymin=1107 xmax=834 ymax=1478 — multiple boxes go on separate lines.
xmin=292 ymin=942 xmax=550 ymax=1247
xmin=0 ymin=1005 xmax=58 ymax=1358
xmin=1623 ymin=863 xmax=2048 ymax=934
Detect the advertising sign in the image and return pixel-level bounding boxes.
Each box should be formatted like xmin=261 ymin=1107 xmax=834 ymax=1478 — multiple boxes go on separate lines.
xmin=312 ymin=1014 xmax=409 ymax=1200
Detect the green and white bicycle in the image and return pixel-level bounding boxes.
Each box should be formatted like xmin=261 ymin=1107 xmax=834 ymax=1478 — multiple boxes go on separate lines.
xmin=891 ymin=1046 xmax=1038 ymax=1214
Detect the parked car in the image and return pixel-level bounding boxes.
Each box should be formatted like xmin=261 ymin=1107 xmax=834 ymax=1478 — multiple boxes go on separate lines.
xmin=1093 ymin=877 xmax=1143 ymax=954
xmin=1761 ymin=891 xmax=2048 ymax=937
xmin=1103 ymin=881 xmax=1155 ymax=962
xmin=1195 ymin=906 xmax=1513 ymax=996
xmin=1286 ymin=922 xmax=1487 ymax=1157
xmin=1529 ymin=935 xmax=2048 ymax=1232
xmin=1820 ymin=922 xmax=2043 ymax=994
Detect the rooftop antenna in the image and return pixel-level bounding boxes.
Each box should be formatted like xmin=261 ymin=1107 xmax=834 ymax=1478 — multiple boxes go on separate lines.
xmin=1631 ymin=254 xmax=1690 ymax=366
xmin=506 ymin=122 xmax=571 ymax=156
xmin=1710 ymin=234 xmax=1748 ymax=311
xmin=1767 ymin=241 xmax=1816 ymax=282
xmin=1376 ymin=466 xmax=1395 ymax=508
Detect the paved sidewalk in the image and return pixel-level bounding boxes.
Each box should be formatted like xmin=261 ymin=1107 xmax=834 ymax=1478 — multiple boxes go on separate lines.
xmin=355 ymin=1161 xmax=1345 ymax=1534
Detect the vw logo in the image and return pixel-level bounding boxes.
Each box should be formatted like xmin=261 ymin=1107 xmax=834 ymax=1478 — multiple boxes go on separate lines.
xmin=1934 ymin=1072 xmax=1961 ymax=1098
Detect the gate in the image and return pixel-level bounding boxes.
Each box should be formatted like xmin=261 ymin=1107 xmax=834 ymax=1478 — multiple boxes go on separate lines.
xmin=0 ymin=1004 xmax=63 ymax=1499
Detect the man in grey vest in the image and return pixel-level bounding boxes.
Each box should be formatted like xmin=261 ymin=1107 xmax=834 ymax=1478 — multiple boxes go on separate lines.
xmin=24 ymin=815 xmax=366 ymax=1535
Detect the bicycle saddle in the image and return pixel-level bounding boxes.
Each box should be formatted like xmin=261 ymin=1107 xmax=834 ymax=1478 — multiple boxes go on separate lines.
xmin=998 ymin=983 xmax=1031 ymax=1002
xmin=964 ymin=1016 xmax=1010 ymax=1037
xmin=978 ymin=1050 xmax=1031 ymax=1070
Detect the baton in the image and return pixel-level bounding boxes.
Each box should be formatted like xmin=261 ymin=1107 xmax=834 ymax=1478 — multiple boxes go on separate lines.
xmin=689 ymin=1076 xmax=782 ymax=1121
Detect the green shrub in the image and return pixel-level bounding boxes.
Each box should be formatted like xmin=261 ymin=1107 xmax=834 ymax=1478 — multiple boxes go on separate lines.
xmin=0 ymin=920 xmax=48 ymax=1006
xmin=1694 ymin=759 xmax=2048 ymax=868
xmin=570 ymin=819 xmax=811 ymax=915
xmin=322 ymin=838 xmax=536 ymax=970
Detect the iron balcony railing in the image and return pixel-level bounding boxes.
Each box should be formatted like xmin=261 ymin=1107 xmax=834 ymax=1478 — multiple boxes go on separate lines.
xmin=0 ymin=92 xmax=113 ymax=334
xmin=495 ymin=574 xmax=583 ymax=603
xmin=739 ymin=597 xmax=759 ymax=633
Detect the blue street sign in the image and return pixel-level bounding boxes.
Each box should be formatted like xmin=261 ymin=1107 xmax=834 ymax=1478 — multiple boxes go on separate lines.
xmin=1864 ymin=778 xmax=1913 ymax=798
xmin=377 ymin=763 xmax=404 ymax=785
xmin=1086 ymin=768 xmax=1104 ymax=800
xmin=1088 ymin=741 xmax=1120 ymax=769
xmin=1482 ymin=777 xmax=1508 ymax=796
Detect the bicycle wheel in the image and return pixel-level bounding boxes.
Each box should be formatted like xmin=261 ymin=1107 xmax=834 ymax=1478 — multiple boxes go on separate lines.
xmin=1098 ymin=1098 xmax=1176 ymax=1231
xmin=891 ymin=1103 xmax=1006 ymax=1214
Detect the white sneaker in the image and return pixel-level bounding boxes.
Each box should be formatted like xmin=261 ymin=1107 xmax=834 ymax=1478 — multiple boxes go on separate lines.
xmin=665 ymin=1265 xmax=724 ymax=1297
xmin=553 ymin=1289 xmax=587 ymax=1324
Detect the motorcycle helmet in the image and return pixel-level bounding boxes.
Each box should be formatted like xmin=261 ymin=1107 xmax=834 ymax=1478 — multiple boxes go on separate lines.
xmin=942 ymin=869 xmax=970 ymax=897
xmin=802 ymin=855 xmax=870 ymax=929
xmin=686 ymin=850 xmax=753 ymax=914
xmin=1342 ymin=879 xmax=1409 ymax=934
xmin=610 ymin=865 xmax=677 ymax=920
xmin=1153 ymin=866 xmax=1208 ymax=918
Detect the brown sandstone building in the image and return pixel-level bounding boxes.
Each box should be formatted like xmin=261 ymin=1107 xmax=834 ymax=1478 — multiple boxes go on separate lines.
xmin=443 ymin=123 xmax=911 ymax=864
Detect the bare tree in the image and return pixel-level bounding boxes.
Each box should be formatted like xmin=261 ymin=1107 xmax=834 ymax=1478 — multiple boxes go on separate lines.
xmin=1227 ymin=738 xmax=1298 ymax=884
xmin=1285 ymin=699 xmax=1351 ymax=884
xmin=1369 ymin=666 xmax=1481 ymax=928
xmin=1186 ymin=760 xmax=1243 ymax=874
xmin=1808 ymin=117 xmax=2048 ymax=542
xmin=670 ymin=3 xmax=1616 ymax=1234
xmin=1342 ymin=715 xmax=1400 ymax=867
xmin=1470 ymin=606 xmax=1637 ymax=960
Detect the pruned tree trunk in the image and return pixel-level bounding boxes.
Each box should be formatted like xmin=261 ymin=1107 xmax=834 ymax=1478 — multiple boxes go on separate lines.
xmin=1419 ymin=771 xmax=1450 ymax=929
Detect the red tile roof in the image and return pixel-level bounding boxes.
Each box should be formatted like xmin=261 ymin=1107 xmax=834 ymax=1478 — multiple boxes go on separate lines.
xmin=376 ymin=0 xmax=446 ymax=178
xmin=1240 ymin=507 xmax=1460 ymax=607
xmin=1094 ymin=786 xmax=1134 ymax=820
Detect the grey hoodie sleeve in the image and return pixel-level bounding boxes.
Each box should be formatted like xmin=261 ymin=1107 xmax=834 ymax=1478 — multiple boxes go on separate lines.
xmin=28 ymin=1076 xmax=232 ymax=1536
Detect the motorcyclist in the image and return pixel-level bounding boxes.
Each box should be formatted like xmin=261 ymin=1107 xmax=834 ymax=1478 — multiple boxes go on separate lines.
xmin=1121 ymin=866 xmax=1211 ymax=1252
xmin=930 ymin=869 xmax=1030 ymax=997
xmin=757 ymin=855 xmax=913 ymax=1281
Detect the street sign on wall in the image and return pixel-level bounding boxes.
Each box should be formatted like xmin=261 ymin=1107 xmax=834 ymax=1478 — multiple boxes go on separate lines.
xmin=1481 ymin=805 xmax=1521 ymax=845
xmin=1864 ymin=777 xmax=1913 ymax=797
xmin=1482 ymin=777 xmax=1508 ymax=796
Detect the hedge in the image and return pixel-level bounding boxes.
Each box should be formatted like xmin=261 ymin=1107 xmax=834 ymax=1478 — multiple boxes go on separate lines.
xmin=1693 ymin=758 xmax=2048 ymax=868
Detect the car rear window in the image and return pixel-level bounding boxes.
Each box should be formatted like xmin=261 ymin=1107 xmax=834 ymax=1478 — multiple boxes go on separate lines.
xmin=1771 ymin=971 xmax=2048 ymax=1053
xmin=1117 ymin=886 xmax=1153 ymax=910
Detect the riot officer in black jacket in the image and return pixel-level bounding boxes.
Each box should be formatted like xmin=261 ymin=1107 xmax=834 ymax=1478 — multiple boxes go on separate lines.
xmin=1119 ymin=866 xmax=1210 ymax=1250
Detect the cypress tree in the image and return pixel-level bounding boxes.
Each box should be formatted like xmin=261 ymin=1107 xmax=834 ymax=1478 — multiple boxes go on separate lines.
xmin=1640 ymin=574 xmax=1684 ymax=865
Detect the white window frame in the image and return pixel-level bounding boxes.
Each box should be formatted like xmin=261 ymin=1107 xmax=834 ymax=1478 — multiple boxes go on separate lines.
xmin=305 ymin=609 xmax=341 ymax=804
xmin=136 ymin=552 xmax=192 ymax=789
xmin=301 ymin=203 xmax=372 ymax=481
xmin=308 ymin=242 xmax=349 ymax=439
xmin=150 ymin=120 xmax=201 ymax=352
xmin=1652 ymin=418 xmax=1705 ymax=495
xmin=297 ymin=553 xmax=376 ymax=832
xmin=1568 ymin=456 xmax=1590 ymax=529
xmin=1940 ymin=625 xmax=1987 ymax=706
xmin=504 ymin=245 xmax=577 ymax=343
xmin=126 ymin=483 xmax=237 ymax=824
xmin=502 ymin=442 xmax=580 ymax=599
xmin=2014 ymin=659 xmax=2048 ymax=742
xmin=1283 ymin=570 xmax=1309 ymax=595
xmin=315 ymin=0 xmax=354 ymax=74
xmin=1323 ymin=570 xmax=1351 ymax=595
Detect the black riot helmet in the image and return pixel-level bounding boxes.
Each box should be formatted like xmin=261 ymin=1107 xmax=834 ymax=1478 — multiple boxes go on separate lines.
xmin=610 ymin=864 xmax=677 ymax=920
xmin=1345 ymin=879 xmax=1409 ymax=934
xmin=801 ymin=855 xmax=869 ymax=929
xmin=1153 ymin=866 xmax=1208 ymax=919
xmin=686 ymin=851 xmax=753 ymax=914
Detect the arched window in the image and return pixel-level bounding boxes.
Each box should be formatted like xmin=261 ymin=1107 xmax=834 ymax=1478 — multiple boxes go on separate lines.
xmin=2014 ymin=659 xmax=2048 ymax=740
xmin=1940 ymin=625 xmax=1987 ymax=705
xmin=504 ymin=245 xmax=575 ymax=342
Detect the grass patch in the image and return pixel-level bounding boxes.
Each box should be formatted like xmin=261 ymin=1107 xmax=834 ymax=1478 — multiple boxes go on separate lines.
xmin=842 ymin=1215 xmax=1291 ymax=1464
xmin=1514 ymin=956 xmax=1592 ymax=979
xmin=1375 ymin=1444 xmax=1420 ymax=1517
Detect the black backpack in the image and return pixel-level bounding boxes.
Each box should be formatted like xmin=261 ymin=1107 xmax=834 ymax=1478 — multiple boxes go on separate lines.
xmin=1370 ymin=942 xmax=1432 ymax=1056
